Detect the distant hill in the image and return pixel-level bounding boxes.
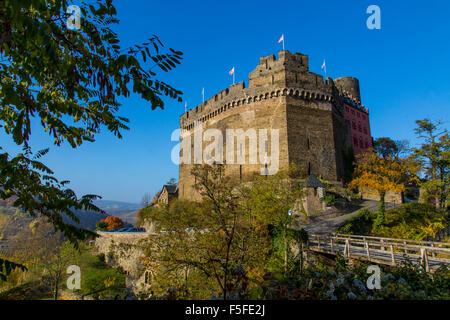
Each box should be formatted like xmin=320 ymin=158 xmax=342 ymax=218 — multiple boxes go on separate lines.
xmin=0 ymin=199 xmax=141 ymax=246
xmin=93 ymin=200 xmax=142 ymax=225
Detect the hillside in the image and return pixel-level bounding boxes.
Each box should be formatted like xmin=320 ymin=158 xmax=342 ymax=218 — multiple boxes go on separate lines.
xmin=0 ymin=200 xmax=109 ymax=249
xmin=93 ymin=200 xmax=142 ymax=225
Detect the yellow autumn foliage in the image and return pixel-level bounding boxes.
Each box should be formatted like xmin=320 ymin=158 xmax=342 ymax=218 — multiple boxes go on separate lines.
xmin=349 ymin=152 xmax=420 ymax=197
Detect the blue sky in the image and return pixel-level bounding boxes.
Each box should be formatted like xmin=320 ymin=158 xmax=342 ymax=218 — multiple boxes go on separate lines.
xmin=1 ymin=0 xmax=449 ymax=203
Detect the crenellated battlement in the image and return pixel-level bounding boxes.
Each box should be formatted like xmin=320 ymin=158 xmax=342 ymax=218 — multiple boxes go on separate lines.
xmin=180 ymin=50 xmax=341 ymax=131
xmin=180 ymin=85 xmax=335 ymax=131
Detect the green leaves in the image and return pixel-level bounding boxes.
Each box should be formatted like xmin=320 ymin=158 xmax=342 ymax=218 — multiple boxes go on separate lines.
xmin=0 ymin=150 xmax=101 ymax=244
xmin=1 ymin=1 xmax=183 ymax=149
xmin=0 ymin=258 xmax=27 ymax=282
xmin=0 ymin=1 xmax=184 ymax=250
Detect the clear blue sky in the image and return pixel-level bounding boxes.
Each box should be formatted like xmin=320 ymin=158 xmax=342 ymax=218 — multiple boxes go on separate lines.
xmin=1 ymin=0 xmax=449 ymax=203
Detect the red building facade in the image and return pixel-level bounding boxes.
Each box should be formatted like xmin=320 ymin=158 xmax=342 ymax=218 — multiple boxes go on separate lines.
xmin=342 ymin=93 xmax=372 ymax=156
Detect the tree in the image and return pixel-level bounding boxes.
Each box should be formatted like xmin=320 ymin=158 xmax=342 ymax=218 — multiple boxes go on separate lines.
xmin=40 ymin=241 xmax=79 ymax=300
xmin=237 ymin=164 xmax=304 ymax=275
xmin=141 ymin=192 xmax=152 ymax=208
xmin=103 ymin=216 xmax=123 ymax=231
xmin=413 ymin=119 xmax=449 ymax=209
xmin=349 ymin=152 xmax=419 ymax=228
xmin=95 ymin=220 xmax=108 ymax=231
xmin=144 ymin=164 xmax=269 ymax=299
xmin=0 ymin=1 xmax=182 ymax=242
xmin=374 ymin=137 xmax=410 ymax=159
xmin=143 ymin=164 xmax=307 ymax=299
xmin=166 ymin=178 xmax=177 ymax=186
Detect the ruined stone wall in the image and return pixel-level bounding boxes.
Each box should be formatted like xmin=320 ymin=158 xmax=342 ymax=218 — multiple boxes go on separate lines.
xmin=95 ymin=232 xmax=152 ymax=278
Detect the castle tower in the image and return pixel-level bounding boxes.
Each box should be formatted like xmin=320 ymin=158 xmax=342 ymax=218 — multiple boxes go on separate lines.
xmin=178 ymin=51 xmax=354 ymax=200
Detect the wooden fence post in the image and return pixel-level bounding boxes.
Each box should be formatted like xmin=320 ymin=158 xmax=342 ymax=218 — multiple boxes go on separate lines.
xmin=365 ymin=241 xmax=371 ymax=262
xmin=343 ymin=239 xmax=348 ymax=258
xmin=390 ymin=244 xmax=396 ymax=266
xmin=420 ymin=248 xmax=430 ymax=273
xmin=345 ymin=239 xmax=351 ymax=259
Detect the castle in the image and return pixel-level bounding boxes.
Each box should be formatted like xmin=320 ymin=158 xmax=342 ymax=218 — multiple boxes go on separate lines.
xmin=178 ymin=50 xmax=372 ymax=201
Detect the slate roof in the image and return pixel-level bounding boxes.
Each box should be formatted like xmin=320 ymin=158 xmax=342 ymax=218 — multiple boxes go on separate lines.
xmin=305 ymin=175 xmax=325 ymax=188
xmin=163 ymin=184 xmax=178 ymax=194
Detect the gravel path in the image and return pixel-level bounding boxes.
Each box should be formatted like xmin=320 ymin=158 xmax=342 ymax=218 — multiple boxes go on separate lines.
xmin=303 ymin=200 xmax=402 ymax=235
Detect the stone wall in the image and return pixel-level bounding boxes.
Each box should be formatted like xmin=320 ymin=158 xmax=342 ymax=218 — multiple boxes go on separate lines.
xmin=360 ymin=188 xmax=404 ymax=204
xmin=95 ymin=231 xmax=154 ymax=292
xmin=178 ymin=50 xmax=353 ymax=200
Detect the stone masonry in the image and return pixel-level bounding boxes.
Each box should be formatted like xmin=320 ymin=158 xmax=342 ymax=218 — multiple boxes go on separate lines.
xmin=179 ymin=50 xmax=356 ymax=200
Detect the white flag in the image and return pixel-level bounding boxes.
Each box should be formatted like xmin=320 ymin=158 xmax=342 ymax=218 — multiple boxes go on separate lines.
xmin=229 ymin=67 xmax=235 ymax=75
xmin=321 ymin=59 xmax=326 ymax=74
xmin=278 ymin=34 xmax=284 ymax=43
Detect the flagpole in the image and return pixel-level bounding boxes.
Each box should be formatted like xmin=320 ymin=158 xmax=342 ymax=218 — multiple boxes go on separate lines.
xmin=202 ymin=88 xmax=205 ymax=103
xmin=233 ymin=67 xmax=235 ymax=84
xmin=283 ymin=35 xmax=285 ymax=50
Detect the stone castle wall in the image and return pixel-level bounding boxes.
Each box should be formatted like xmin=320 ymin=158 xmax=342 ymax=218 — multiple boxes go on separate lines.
xmin=178 ymin=50 xmax=353 ymax=200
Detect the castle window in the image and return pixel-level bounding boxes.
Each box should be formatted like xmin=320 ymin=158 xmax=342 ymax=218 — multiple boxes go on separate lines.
xmin=308 ymin=162 xmax=311 ymax=175
xmin=354 ymin=137 xmax=358 ymax=147
xmin=239 ymin=165 xmax=242 ymax=180
xmin=307 ymin=137 xmax=310 ymax=150
xmin=357 ymin=112 xmax=361 ymax=118
xmin=363 ymin=127 xmax=367 ymax=134
xmin=358 ymin=123 xmax=362 ymax=132
xmin=352 ymin=121 xmax=356 ymax=130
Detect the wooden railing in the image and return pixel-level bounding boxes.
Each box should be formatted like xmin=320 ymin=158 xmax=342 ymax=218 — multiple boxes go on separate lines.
xmin=308 ymin=233 xmax=450 ymax=272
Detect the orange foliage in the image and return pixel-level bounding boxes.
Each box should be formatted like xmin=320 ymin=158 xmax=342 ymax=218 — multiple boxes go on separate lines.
xmin=104 ymin=216 xmax=124 ymax=231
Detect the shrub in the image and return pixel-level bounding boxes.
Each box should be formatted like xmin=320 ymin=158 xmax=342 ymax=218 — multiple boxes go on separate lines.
xmin=337 ymin=209 xmax=373 ymax=235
